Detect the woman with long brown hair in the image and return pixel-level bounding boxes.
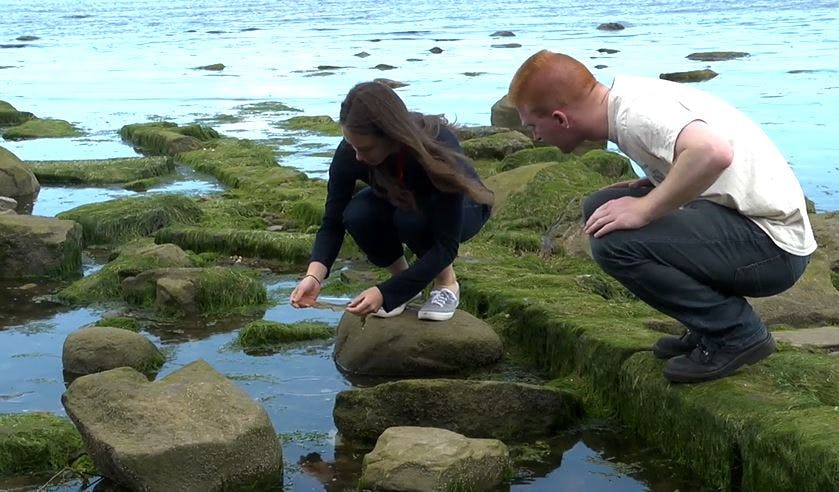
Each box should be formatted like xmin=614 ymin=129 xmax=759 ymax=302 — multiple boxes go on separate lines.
xmin=290 ymin=81 xmax=493 ymax=321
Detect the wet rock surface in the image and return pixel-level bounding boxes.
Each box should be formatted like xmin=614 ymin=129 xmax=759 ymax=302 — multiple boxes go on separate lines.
xmin=334 ymin=378 xmax=582 ymax=443
xmin=62 ymin=326 xmax=165 ymax=381
xmin=333 ymin=309 xmax=503 ymax=376
xmin=62 ymin=360 xmax=283 ymax=491
xmin=360 ymin=426 xmax=509 ymax=492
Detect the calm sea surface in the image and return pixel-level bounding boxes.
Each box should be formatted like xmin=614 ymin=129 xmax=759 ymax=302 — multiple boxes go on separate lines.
xmin=2 ymin=0 xmax=838 ymax=207
xmin=1 ymin=1 xmax=837 ymax=490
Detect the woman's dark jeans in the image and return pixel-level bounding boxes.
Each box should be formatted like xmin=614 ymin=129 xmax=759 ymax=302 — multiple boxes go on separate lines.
xmin=342 ymin=187 xmax=489 ymax=268
xmin=583 ymin=187 xmax=810 ymax=349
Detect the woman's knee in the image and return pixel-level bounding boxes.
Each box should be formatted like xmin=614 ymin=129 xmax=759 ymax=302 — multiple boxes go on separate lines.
xmin=343 ymin=192 xmax=389 ymax=236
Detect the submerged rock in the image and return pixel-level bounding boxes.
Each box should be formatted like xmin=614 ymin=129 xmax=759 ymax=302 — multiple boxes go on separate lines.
xmin=194 ymin=63 xmax=225 ymax=71
xmin=659 ymin=69 xmax=718 ymax=83
xmin=373 ymin=77 xmax=408 ymax=89
xmin=360 ymin=427 xmax=509 ymax=492
xmin=597 ymin=22 xmax=625 ymax=30
xmin=490 ymin=30 xmax=515 ymax=37
xmin=62 ymin=360 xmax=283 ymax=491
xmin=686 ymin=51 xmax=749 ymax=61
xmin=62 ymin=326 xmax=165 ymax=382
xmin=334 ymin=309 xmax=502 ymax=376
xmin=0 ymin=214 xmax=82 ymax=280
xmin=0 ymin=412 xmax=84 ymax=478
xmin=334 ymin=378 xmax=582 ymax=443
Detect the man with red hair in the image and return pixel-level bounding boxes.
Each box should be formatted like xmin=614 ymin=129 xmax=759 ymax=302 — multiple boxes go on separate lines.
xmin=509 ymin=50 xmax=816 ymax=383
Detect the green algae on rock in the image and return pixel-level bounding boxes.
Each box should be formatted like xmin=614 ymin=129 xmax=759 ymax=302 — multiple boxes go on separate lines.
xmin=276 ymin=115 xmax=342 ymax=136
xmin=238 ymin=320 xmax=332 ymax=354
xmin=460 ymin=130 xmax=533 ymax=160
xmin=236 ymin=101 xmax=302 ymax=114
xmin=95 ymin=316 xmax=140 ymax=332
xmin=0 ymin=412 xmax=84 ymax=478
xmin=155 ymin=226 xmax=313 ymax=263
xmin=174 ymin=138 xmax=307 ymax=190
xmin=498 ymin=147 xmax=577 ymax=172
xmin=119 ymin=122 xmax=219 ymax=156
xmin=120 ymin=266 xmax=267 ymax=315
xmin=57 ymin=194 xmax=203 ymax=245
xmin=2 ymin=118 xmax=82 ymax=140
xmin=26 ymin=156 xmax=174 ymax=187
xmin=0 ymin=100 xmax=35 ymax=127
xmin=58 ymin=241 xmax=196 ymax=305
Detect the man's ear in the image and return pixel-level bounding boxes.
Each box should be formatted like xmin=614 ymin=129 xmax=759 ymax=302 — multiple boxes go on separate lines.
xmin=551 ymin=110 xmax=568 ymax=128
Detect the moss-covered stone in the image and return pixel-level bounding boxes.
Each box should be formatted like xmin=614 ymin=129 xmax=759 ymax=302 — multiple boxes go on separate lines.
xmin=489 ymin=159 xmax=630 ymax=234
xmin=26 ymin=157 xmax=174 ymax=186
xmin=0 ymin=413 xmax=84 ymax=478
xmin=238 ymin=320 xmax=332 ymax=353
xmin=58 ymin=241 xmax=195 ymax=305
xmin=96 ymin=316 xmax=140 ymax=332
xmin=2 ymin=118 xmax=82 ymax=140
xmin=460 ymin=131 xmax=533 ymax=160
xmin=155 ymin=226 xmax=313 ymax=263
xmin=174 ymin=138 xmax=306 ymax=190
xmin=617 ymin=350 xmax=839 ymax=490
xmin=498 ymin=147 xmax=576 ymax=172
xmin=276 ymin=115 xmax=341 ymax=136
xmin=578 ymin=149 xmax=630 ymax=178
xmin=119 ymin=122 xmax=219 ymax=156
xmin=57 ymin=194 xmax=203 ymax=245
xmin=0 ymin=100 xmax=35 ymax=127
xmin=121 ymin=266 xmax=267 ymax=315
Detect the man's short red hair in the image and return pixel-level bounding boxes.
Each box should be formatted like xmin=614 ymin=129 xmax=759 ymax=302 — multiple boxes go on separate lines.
xmin=508 ymin=50 xmax=597 ymax=115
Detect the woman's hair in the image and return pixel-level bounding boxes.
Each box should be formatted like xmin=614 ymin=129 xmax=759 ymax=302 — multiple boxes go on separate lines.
xmin=339 ymin=81 xmax=494 ymax=211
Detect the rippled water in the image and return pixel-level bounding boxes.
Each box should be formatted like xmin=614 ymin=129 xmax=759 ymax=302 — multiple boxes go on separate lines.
xmin=2 ymin=0 xmax=838 ymax=207
xmin=1 ymin=1 xmax=835 ymax=489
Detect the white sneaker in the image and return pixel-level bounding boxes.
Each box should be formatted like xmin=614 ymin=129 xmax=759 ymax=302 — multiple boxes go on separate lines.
xmin=371 ymin=292 xmax=422 ymax=318
xmin=417 ymin=288 xmax=459 ymax=321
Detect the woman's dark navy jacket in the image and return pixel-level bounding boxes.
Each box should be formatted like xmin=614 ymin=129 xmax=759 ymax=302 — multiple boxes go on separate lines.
xmin=309 ymin=127 xmax=490 ymax=312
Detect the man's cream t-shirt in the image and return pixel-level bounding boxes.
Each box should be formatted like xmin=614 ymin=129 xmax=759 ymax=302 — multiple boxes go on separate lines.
xmin=607 ymin=75 xmax=817 ymax=256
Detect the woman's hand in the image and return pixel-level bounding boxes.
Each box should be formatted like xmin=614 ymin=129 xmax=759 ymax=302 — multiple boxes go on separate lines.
xmin=290 ymin=275 xmax=321 ymax=308
xmin=346 ymin=287 xmax=384 ymax=316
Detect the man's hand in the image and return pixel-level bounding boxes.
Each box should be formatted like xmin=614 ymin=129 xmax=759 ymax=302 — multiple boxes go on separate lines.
xmin=584 ymin=196 xmax=654 ymax=238
xmin=346 ymin=287 xmax=384 ymax=316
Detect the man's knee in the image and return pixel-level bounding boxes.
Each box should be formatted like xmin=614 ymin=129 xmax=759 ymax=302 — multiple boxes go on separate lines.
xmin=582 ymin=189 xmax=619 ymax=221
